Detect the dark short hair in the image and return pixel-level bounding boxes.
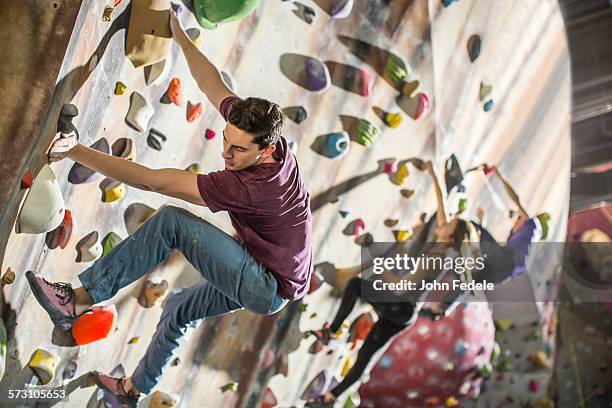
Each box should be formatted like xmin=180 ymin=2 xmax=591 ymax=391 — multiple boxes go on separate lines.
xmin=228 ymin=97 xmax=285 ymax=149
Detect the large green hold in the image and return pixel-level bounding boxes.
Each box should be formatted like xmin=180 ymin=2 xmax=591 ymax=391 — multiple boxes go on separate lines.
xmin=102 ymin=232 xmax=123 ymax=257
xmin=193 ymin=0 xmax=260 ymax=29
xmin=355 ymin=118 xmax=380 ymax=147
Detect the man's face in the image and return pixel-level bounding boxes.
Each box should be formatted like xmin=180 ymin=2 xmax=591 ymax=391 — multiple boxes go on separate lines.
xmin=222 ymin=123 xmax=270 ymax=171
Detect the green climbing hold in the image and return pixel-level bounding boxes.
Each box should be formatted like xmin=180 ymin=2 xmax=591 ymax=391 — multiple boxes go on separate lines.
xmin=102 ymin=232 xmax=123 ymax=256
xmin=355 ymin=118 xmax=380 ymax=147
xmin=385 ymin=53 xmax=409 ymax=84
xmin=491 ymin=342 xmax=501 ymax=360
xmin=193 ymin=0 xmax=260 ymax=29
xmin=220 ymin=382 xmax=239 ymax=393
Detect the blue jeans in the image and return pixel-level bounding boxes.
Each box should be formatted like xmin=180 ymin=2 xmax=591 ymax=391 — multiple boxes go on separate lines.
xmin=78 ymin=205 xmax=288 ymax=393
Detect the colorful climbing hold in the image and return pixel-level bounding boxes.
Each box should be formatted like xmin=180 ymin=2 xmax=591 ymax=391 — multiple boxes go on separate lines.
xmin=171 ymin=357 xmax=180 ymax=366
xmin=384 ymin=219 xmax=399 ymax=227
xmin=75 ymin=231 xmax=102 ymax=262
xmin=20 ymin=170 xmax=33 ymax=190
xmin=262 ymin=387 xmax=278 ymax=408
xmin=45 ymin=209 xmax=73 ymax=249
xmin=330 ymin=0 xmax=354 ymax=19
xmin=102 ymin=232 xmax=122 ymax=256
xmin=102 ymin=6 xmax=115 ymax=22
xmin=171 ymin=2 xmax=183 ymax=14
xmin=187 ymin=101 xmax=204 ymax=123
xmin=28 ymin=348 xmax=60 ymax=385
xmin=68 ymin=138 xmax=110 ymax=184
xmin=147 ymin=133 xmax=163 ymax=151
xmin=111 ymin=137 xmax=134 ymax=161
xmin=205 ymin=128 xmax=217 ymax=140
xmin=395 ymin=229 xmax=412 ymax=242
xmin=341 ymin=356 xmax=354 ymax=377
xmin=324 ymin=131 xmax=350 ymax=159
xmin=467 ymin=35 xmax=481 ymax=62
xmin=166 ymin=77 xmax=185 ymax=107
xmin=124 ymin=203 xmax=156 ymax=235
xmin=114 ymin=82 xmax=127 ymax=95
xmin=384 ymin=112 xmax=403 ymax=128
xmin=444 ymin=154 xmax=463 ymax=194
xmin=62 ymin=360 xmax=77 ymax=381
xmin=400 ymin=189 xmax=415 ymax=199
xmin=186 ymin=27 xmax=203 ymax=48
xmin=301 ymin=370 xmax=332 ymax=400
xmin=339 ymin=210 xmax=350 ymax=218
xmin=220 ymin=382 xmax=239 ymax=393
xmin=283 ymin=106 xmax=308 ymax=124
xmin=72 ymin=305 xmax=118 ymax=345
xmin=393 ymin=164 xmax=410 ymax=185
xmin=383 ymin=159 xmax=398 ymax=174
xmin=301 ymin=4 xmax=316 ymax=24
xmin=528 ymin=379 xmax=540 ymax=393
xmin=193 ymin=0 xmax=260 ymax=30
xmin=186 ymin=163 xmax=205 ymax=174
xmin=138 ymin=279 xmax=168 ymax=308
xmin=413 ymin=93 xmax=430 ymax=120
xmin=125 ymin=92 xmax=154 ymax=132
xmin=379 ymin=355 xmax=393 ymax=369
xmin=355 ymin=118 xmax=380 ymax=147
xmin=349 ymin=312 xmax=374 ymax=349
xmin=446 ymin=396 xmax=459 ymax=407
xmin=102 ymin=180 xmax=126 ymax=203
xmin=128 ymin=337 xmax=140 ymax=344
xmin=479 ymin=82 xmax=492 ymax=101
xmin=385 ymin=53 xmax=409 ymax=85
xmin=352 ymin=218 xmax=365 ymax=237
xmin=494 ymin=318 xmax=513 ymax=332
xmin=1 ymin=268 xmax=15 ymax=286
xmin=305 ymin=57 xmax=331 ymax=92
xmin=477 ymin=362 xmax=493 ymax=377
xmin=483 ymin=99 xmax=494 ymax=112
xmin=16 ymin=164 xmax=65 ymax=234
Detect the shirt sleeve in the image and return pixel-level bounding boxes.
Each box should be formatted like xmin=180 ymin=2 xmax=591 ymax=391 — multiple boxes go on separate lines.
xmin=197 ymin=171 xmax=252 ymax=213
xmin=219 ymin=96 xmax=242 ymax=121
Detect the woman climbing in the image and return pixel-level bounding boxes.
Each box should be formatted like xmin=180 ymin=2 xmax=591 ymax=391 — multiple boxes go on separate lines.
xmin=304 ymin=159 xmax=481 ymax=407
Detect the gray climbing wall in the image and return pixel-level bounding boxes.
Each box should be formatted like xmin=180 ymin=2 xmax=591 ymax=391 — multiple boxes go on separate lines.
xmin=0 ymin=0 xmax=571 ymax=407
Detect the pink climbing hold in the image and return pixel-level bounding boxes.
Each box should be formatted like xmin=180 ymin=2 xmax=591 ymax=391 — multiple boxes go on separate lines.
xmin=205 ymin=129 xmax=217 ymax=140
xmin=384 ymin=159 xmax=398 ymax=174
xmin=414 ymin=93 xmax=430 ymax=121
xmin=528 ymin=379 xmax=540 ymax=393
xmin=359 ymin=68 xmax=374 ymax=97
xmin=353 ymin=218 xmax=365 ymax=237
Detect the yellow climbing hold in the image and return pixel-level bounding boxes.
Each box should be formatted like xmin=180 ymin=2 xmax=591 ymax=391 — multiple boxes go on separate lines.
xmin=186 ymin=163 xmax=204 ymax=174
xmin=128 ymin=337 xmax=140 ymax=344
xmin=102 ymin=6 xmax=115 ymax=22
xmin=29 ymin=348 xmax=60 ymax=385
xmin=341 ymin=356 xmax=354 ymax=377
xmin=532 ymin=351 xmax=550 ymax=369
xmin=494 ymin=318 xmax=513 ymax=332
xmin=385 ymin=112 xmax=403 ymax=128
xmin=394 ymin=164 xmax=409 ymax=185
xmin=103 ymin=182 xmax=126 ymax=203
xmin=1 ymin=268 xmax=15 ymax=285
xmin=310 ymin=312 xmax=318 ymax=319
xmin=115 ymin=82 xmax=127 ymax=96
xmin=220 ymin=382 xmax=238 ymax=393
xmin=395 ymin=229 xmax=412 ymax=242
xmin=446 ymin=396 xmax=459 ymax=407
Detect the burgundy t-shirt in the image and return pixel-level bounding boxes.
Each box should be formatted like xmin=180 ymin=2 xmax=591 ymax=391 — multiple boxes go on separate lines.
xmin=197 ymin=96 xmax=313 ymax=300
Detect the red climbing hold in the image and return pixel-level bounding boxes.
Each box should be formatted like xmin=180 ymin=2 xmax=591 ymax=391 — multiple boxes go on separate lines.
xmin=205 ymin=128 xmax=217 ymax=140
xmin=72 ymin=305 xmax=117 ymax=345
xmin=167 ymin=77 xmax=185 ymax=107
xmin=20 ymin=170 xmax=33 ymax=189
xmin=187 ymin=102 xmax=203 ymax=123
xmin=46 ymin=209 xmax=74 ymax=250
xmin=349 ymin=312 xmax=374 ymax=350
xmin=262 ymin=387 xmax=277 ymax=408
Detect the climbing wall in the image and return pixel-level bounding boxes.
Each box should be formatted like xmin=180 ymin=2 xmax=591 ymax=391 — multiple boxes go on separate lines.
xmin=0 ymin=0 xmax=570 ymax=407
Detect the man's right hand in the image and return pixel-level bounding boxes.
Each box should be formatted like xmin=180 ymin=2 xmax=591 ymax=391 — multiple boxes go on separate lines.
xmin=48 ymin=132 xmax=78 ymax=163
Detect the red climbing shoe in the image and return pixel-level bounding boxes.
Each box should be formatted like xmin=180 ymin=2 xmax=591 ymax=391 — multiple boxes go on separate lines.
xmin=25 ymin=271 xmax=77 ymax=330
xmin=91 ymin=372 xmax=140 ymax=407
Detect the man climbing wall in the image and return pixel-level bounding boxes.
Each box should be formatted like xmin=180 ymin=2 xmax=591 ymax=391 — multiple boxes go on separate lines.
xmin=25 ymin=9 xmax=313 ymax=407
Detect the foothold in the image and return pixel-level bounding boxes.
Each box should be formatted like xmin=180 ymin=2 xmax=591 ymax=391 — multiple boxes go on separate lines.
xmin=128 ymin=337 xmax=140 ymax=344
xmin=454 ymin=341 xmax=469 ymax=355
xmin=186 ymin=28 xmax=203 ymax=48
xmin=383 ymin=159 xmax=398 ymax=174
xmin=478 ymin=362 xmax=493 ymax=377
xmin=528 ymin=379 xmax=540 ymax=393
xmin=412 ymin=93 xmax=430 ymax=120
xmin=341 ymin=356 xmax=354 ymax=376
xmin=170 ymin=357 xmax=180 ymax=366
xmin=262 ymin=387 xmax=278 ymax=408
xmin=68 ymin=138 xmax=110 ymax=184
xmin=221 ymin=71 xmax=237 ymax=91
xmin=324 ymin=131 xmax=350 ymax=159
xmin=305 ymin=58 xmax=331 ymax=92
xmin=384 ymin=219 xmax=399 ymax=227
xmin=352 ymin=218 xmax=365 ymax=237
xmin=111 ymin=137 xmax=134 ymax=161
xmin=283 ymin=106 xmax=308 ymax=124
xmin=102 ymin=6 xmax=115 ymax=22
xmin=20 ymin=170 xmax=33 ymax=189
xmin=355 ymin=119 xmax=380 ymax=147
xmin=385 ymin=53 xmax=409 ymax=84
xmin=138 ymin=279 xmax=169 ymax=308
xmin=301 ymin=4 xmax=316 ymax=24
xmin=442 ymin=0 xmax=456 ymax=7
xmin=349 ymin=312 xmax=374 ymax=349
xmin=220 ymin=382 xmax=238 ymax=393
xmin=483 ymin=99 xmax=494 ymax=112
xmin=28 ymin=348 xmax=60 ymax=385
xmin=72 ymin=305 xmax=117 ymax=345
xmin=298 ymin=303 xmax=308 ymax=312
xmin=114 ymin=81 xmax=127 ymax=95
xmin=102 ymin=232 xmax=123 ymax=257
xmin=171 ymin=2 xmax=183 ymax=14
xmin=125 ymin=92 xmax=154 ymax=132
xmin=186 ymin=163 xmax=205 ymax=174
xmin=45 ymin=209 xmax=73 ymax=249
xmin=102 ymin=180 xmax=126 ymax=203
xmin=125 ymin=203 xmax=156 ymax=235
xmin=187 ymin=101 xmax=204 ymax=123
xmin=339 ymin=210 xmax=350 ymax=218
xmin=144 ymin=59 xmax=170 ymax=86
xmin=166 ymin=77 xmax=185 ymax=107
xmin=384 ymin=112 xmax=403 ymax=128
xmin=330 ymin=0 xmax=354 ymax=19
xmin=76 ymin=231 xmax=102 ymax=262
xmin=467 ymin=34 xmax=481 ymax=62
xmin=479 ymin=82 xmax=493 ymax=102
xmin=193 ymin=0 xmax=260 ymax=30
xmin=16 ymin=164 xmax=65 ymax=234
xmin=114 ymin=0 xmax=122 ymax=6
xmin=205 ymin=128 xmax=217 ymax=140
xmin=147 ymin=133 xmax=163 ymax=151
xmin=301 ymin=370 xmax=332 ymax=400
xmin=62 ymin=360 xmax=77 ymax=381
xmin=1 ymin=268 xmax=16 ymax=286
xmin=395 ymin=229 xmax=412 ymax=242
xmin=402 ymin=80 xmax=420 ymax=97
xmin=310 ymin=312 xmax=318 ymax=319
xmin=494 ymin=318 xmax=513 ymax=332
xmin=444 ymin=154 xmax=464 ymax=194
xmin=400 ymin=189 xmax=415 ymax=199
xmin=393 ymin=164 xmax=409 ymax=185
xmin=57 ymin=103 xmax=79 ymax=136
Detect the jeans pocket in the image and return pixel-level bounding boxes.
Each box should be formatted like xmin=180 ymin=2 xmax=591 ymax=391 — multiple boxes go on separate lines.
xmin=240 ymin=264 xmax=278 ymax=314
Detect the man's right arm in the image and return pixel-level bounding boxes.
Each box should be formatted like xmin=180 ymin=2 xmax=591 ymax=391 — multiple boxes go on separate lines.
xmin=170 ymin=12 xmax=236 ymax=110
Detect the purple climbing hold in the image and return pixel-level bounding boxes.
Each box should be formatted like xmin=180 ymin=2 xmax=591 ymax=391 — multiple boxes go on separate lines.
xmin=305 ymin=58 xmax=331 ymax=93
xmin=171 ymin=2 xmax=183 ymax=14
xmin=68 ymin=138 xmax=110 ymax=184
xmin=330 ymin=0 xmax=354 ymax=19
xmin=301 ymin=370 xmax=333 ymax=401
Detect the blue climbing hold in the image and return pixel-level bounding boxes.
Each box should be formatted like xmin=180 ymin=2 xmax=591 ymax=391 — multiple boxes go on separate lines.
xmin=339 ymin=210 xmax=350 ymax=218
xmin=442 ymin=0 xmax=456 ymax=7
xmin=325 ymin=131 xmax=350 ymax=159
xmin=484 ymin=99 xmax=494 ymax=112
xmin=455 ymin=341 xmax=469 ymax=355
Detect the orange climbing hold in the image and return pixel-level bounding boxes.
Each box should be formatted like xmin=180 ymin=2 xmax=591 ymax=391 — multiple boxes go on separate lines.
xmin=20 ymin=170 xmax=33 ymax=189
xmin=187 ymin=102 xmax=203 ymax=123
xmin=72 ymin=305 xmax=117 ymax=345
xmin=114 ymin=0 xmax=123 ymax=6
xmin=349 ymin=312 xmax=374 ymax=350
xmin=167 ymin=77 xmax=185 ymax=107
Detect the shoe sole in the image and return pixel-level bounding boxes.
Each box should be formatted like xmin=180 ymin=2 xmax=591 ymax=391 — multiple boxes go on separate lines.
xmin=91 ymin=372 xmax=138 ymax=407
xmin=25 ymin=271 xmax=75 ymax=331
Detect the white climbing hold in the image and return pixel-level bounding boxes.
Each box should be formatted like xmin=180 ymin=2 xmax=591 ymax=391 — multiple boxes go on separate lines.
xmin=125 ymin=92 xmax=154 ymax=132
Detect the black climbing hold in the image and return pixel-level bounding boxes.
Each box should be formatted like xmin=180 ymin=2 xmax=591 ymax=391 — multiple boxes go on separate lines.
xmin=147 ymin=134 xmax=162 ymax=151
xmin=444 ymin=154 xmax=464 ymax=194
xmin=283 ymin=106 xmax=308 ymax=124
xmin=467 ymin=34 xmax=481 ymax=62
xmin=150 ymin=128 xmax=167 ymax=141
xmin=57 ymin=103 xmax=80 ymax=139
xmin=304 ymin=5 xmax=316 ymax=24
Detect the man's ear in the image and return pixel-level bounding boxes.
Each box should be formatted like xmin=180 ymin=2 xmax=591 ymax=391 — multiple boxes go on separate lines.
xmin=261 ymin=144 xmax=276 ymax=157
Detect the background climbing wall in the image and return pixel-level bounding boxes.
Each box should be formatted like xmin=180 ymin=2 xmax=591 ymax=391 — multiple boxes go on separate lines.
xmin=0 ymin=0 xmax=570 ymax=407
